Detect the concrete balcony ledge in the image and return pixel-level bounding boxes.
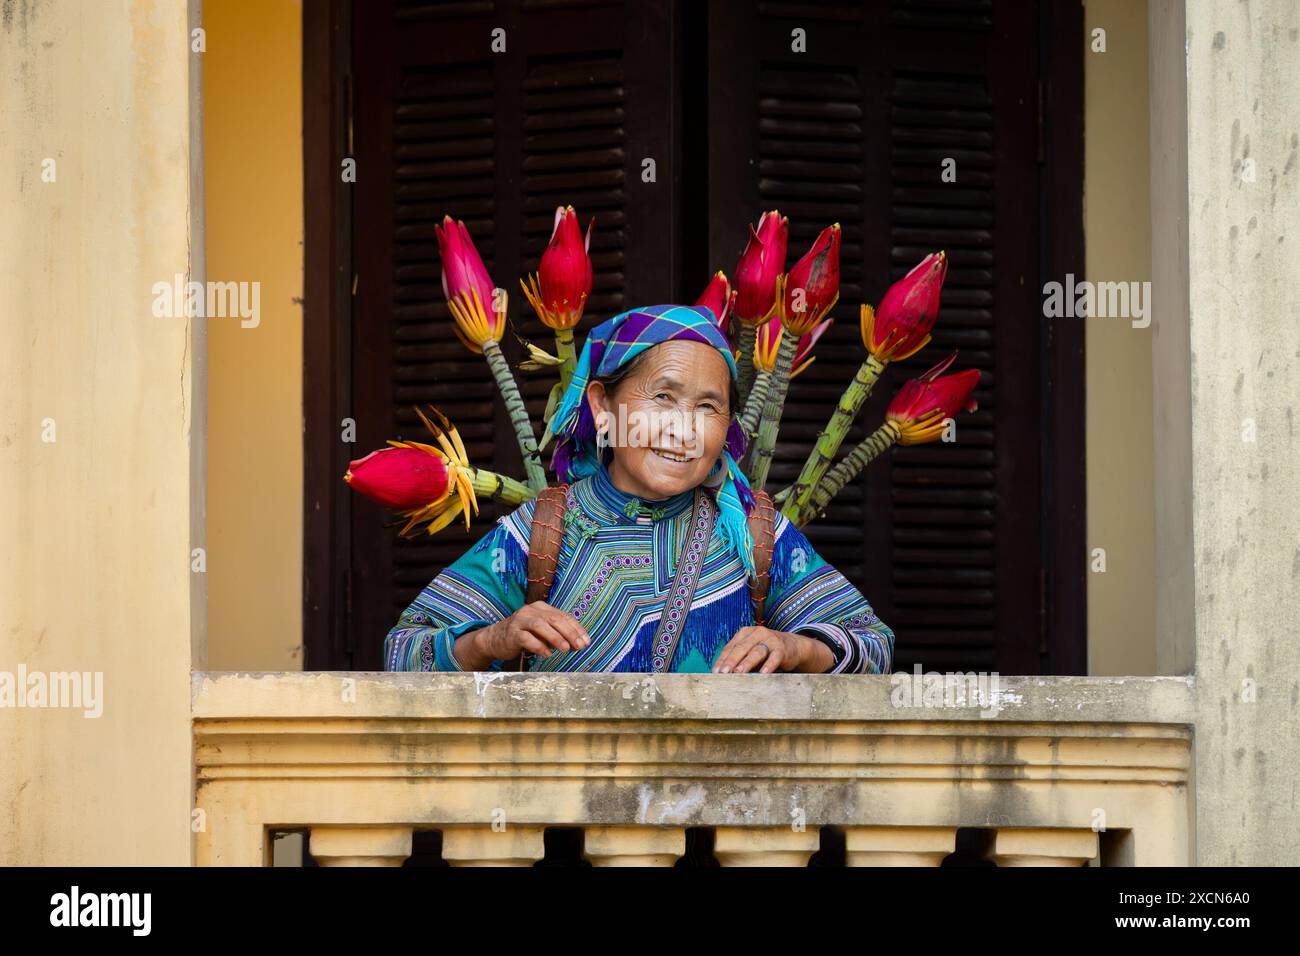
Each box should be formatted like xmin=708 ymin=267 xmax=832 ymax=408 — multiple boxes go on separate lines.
xmin=192 ymin=672 xmax=1195 ymax=866
xmin=193 ymin=670 xmax=1195 ymax=722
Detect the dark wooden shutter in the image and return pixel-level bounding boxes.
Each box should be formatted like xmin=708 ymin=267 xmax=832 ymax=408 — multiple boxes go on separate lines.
xmin=347 ymin=0 xmax=681 ymax=669
xmin=708 ymin=0 xmax=1055 ymax=674
xmin=310 ymin=0 xmax=1081 ymax=672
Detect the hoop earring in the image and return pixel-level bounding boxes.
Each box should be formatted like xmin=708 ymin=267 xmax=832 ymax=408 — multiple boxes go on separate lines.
xmin=704 ymin=454 xmax=726 ymax=488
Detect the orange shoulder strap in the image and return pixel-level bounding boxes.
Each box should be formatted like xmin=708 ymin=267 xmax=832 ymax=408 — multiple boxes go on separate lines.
xmin=525 ymin=483 xmax=569 ymax=606
xmin=746 ymin=489 xmax=776 ymax=626
xmin=505 ymin=484 xmax=568 ymax=672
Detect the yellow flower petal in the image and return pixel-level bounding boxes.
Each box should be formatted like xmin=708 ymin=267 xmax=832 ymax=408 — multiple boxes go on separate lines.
xmin=425 ymin=498 xmax=465 ymax=535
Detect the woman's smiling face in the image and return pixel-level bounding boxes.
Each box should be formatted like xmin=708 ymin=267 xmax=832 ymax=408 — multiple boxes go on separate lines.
xmin=586 ymin=340 xmax=734 ymax=501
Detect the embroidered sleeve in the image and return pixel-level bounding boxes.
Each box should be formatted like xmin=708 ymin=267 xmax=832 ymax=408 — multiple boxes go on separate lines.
xmin=762 ymin=513 xmax=894 ymax=674
xmin=383 ymin=499 xmax=534 ymax=672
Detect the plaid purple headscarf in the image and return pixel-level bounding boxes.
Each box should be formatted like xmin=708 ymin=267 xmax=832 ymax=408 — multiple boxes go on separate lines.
xmin=547 ymin=305 xmax=758 ymax=579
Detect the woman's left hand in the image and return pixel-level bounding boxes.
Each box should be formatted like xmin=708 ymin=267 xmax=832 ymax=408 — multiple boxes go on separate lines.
xmin=712 ymin=626 xmax=826 ymax=674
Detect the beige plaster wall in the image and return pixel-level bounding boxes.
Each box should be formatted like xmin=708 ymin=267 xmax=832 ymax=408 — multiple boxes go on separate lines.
xmin=1179 ymin=0 xmax=1300 ymax=865
xmin=0 ymin=0 xmax=202 ymax=865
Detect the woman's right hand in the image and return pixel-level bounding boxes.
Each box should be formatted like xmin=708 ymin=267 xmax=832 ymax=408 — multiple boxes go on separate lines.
xmin=470 ymin=601 xmax=591 ymax=665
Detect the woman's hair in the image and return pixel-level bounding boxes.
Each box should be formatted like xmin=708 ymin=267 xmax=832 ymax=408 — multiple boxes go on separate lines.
xmin=595 ymin=343 xmax=740 ymax=417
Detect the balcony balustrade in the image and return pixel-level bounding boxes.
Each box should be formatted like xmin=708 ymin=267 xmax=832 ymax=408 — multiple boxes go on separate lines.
xmin=192 ymin=672 xmax=1193 ymax=866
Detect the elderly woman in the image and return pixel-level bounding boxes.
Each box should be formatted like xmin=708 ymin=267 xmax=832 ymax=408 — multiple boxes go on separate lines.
xmin=384 ymin=304 xmax=893 ymax=674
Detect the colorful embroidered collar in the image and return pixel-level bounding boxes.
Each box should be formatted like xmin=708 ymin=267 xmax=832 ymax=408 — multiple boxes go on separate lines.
xmin=570 ymin=459 xmax=695 ymax=528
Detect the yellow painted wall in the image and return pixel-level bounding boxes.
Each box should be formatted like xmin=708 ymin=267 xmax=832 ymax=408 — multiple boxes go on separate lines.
xmin=0 ymin=0 xmax=200 ymax=865
xmin=204 ymin=0 xmax=304 ymax=671
xmin=1083 ymin=0 xmax=1156 ymax=674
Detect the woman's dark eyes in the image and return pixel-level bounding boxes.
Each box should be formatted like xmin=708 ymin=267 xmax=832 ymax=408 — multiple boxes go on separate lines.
xmin=654 ymin=392 xmax=718 ymax=412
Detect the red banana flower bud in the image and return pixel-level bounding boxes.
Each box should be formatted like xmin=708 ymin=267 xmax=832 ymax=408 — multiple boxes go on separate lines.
xmin=783 ymin=223 xmax=841 ymax=335
xmin=345 ymin=447 xmax=450 ymax=510
xmin=733 ymin=210 xmax=788 ymax=326
xmin=862 ymin=251 xmax=947 ymax=362
xmin=435 ymin=215 xmax=505 ymax=352
xmin=522 ymin=205 xmax=594 ymax=330
xmin=885 ymin=352 xmax=980 ymax=445
xmin=695 ymin=271 xmax=735 ymax=334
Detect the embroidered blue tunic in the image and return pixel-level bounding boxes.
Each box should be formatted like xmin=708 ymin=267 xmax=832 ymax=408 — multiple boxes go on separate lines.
xmin=384 ymin=461 xmax=894 ymax=674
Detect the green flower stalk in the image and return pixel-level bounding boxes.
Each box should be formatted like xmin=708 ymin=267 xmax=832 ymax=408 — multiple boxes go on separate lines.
xmin=799 ymin=351 xmax=980 ymax=526
xmin=785 ymin=250 xmax=949 ymax=520
xmin=739 ymin=369 xmax=771 ymax=438
xmin=746 ymin=330 xmax=800 ymax=491
xmin=783 ymin=349 xmax=886 ymax=520
xmin=798 ymin=421 xmax=900 ymax=525
xmin=535 ymin=328 xmax=577 ymax=451
xmin=553 ymin=326 xmax=578 ymax=391
xmin=481 ymin=338 xmax=547 ymax=491
xmin=742 ymin=307 xmax=831 ymax=451
xmin=466 ymin=465 xmax=535 ymax=506
xmin=735 ymin=324 xmax=758 ymax=404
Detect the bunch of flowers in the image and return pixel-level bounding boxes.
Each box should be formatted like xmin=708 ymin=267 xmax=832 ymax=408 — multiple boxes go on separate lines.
xmin=345 ymin=205 xmax=979 ymax=536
